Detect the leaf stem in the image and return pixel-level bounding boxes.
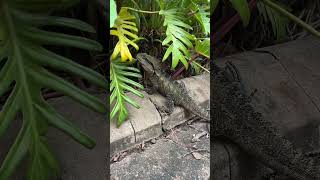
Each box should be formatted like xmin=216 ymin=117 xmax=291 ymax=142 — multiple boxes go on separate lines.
xmin=192 ymin=61 xmax=210 ymax=73
xmin=123 ymin=7 xmax=159 ymax=14
xmin=261 ymin=0 xmax=320 ymax=38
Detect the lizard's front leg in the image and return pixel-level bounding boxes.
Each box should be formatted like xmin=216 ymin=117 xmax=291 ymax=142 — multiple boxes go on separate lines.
xmin=164 ymin=93 xmax=175 ymax=114
xmin=156 ymin=93 xmax=175 ymax=116
xmin=144 ymin=78 xmax=158 ymax=95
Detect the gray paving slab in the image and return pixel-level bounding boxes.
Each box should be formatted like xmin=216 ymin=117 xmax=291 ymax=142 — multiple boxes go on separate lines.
xmin=110 ymin=122 xmax=267 ymax=180
xmin=126 ymin=92 xmax=163 ymax=151
xmin=111 ymin=122 xmax=210 ymax=180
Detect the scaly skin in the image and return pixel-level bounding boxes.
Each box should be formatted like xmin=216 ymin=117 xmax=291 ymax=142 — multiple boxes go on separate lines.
xmin=137 ymin=53 xmax=320 ymax=179
xmin=136 ymin=53 xmax=210 ymax=121
xmin=211 ymin=63 xmax=320 ymax=180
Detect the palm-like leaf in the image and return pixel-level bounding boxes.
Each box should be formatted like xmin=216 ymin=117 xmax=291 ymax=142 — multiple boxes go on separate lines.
xmin=0 ymin=1 xmax=107 ymax=179
xmin=229 ymin=0 xmax=251 ymax=26
xmin=110 ymin=0 xmax=117 ymax=28
xmin=257 ymin=0 xmax=289 ymax=40
xmin=192 ymin=3 xmax=210 ymax=35
xmin=160 ymin=9 xmax=195 ymax=69
xmin=195 ymin=38 xmax=210 ymax=58
xmin=110 ymin=60 xmax=144 ymax=126
xmin=111 ymin=8 xmax=140 ymax=62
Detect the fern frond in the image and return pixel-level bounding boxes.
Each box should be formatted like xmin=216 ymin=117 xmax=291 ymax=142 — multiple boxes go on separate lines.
xmin=0 ymin=1 xmax=107 ymax=179
xmin=195 ymin=38 xmax=210 ymax=58
xmin=111 ymin=8 xmax=140 ymax=62
xmin=257 ymin=0 xmax=289 ymax=40
xmin=110 ymin=0 xmax=117 ymax=28
xmin=110 ymin=60 xmax=144 ymax=126
xmin=160 ymin=9 xmax=195 ymax=69
xmin=192 ymin=3 xmax=210 ymax=35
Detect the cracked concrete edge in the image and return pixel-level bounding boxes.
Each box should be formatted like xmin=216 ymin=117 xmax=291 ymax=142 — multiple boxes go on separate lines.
xmin=110 ymin=74 xmax=210 ymax=156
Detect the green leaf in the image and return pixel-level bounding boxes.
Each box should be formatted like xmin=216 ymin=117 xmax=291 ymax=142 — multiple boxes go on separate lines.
xmin=191 ymin=61 xmax=201 ymax=74
xmin=160 ymin=9 xmax=194 ymax=69
xmin=195 ymin=38 xmax=210 ymax=58
xmin=192 ymin=3 xmax=210 ymax=35
xmin=257 ymin=0 xmax=289 ymax=40
xmin=24 ymin=47 xmax=107 ymax=89
xmin=211 ymin=0 xmax=219 ymax=15
xmin=110 ymin=61 xmax=144 ymax=126
xmin=111 ymin=8 xmax=140 ymax=62
xmin=20 ymin=27 xmax=103 ymax=51
xmin=0 ymin=58 xmax=14 ymax=97
xmin=35 ymin=103 xmax=95 ymax=149
xmin=157 ymin=0 xmax=165 ymax=10
xmin=0 ymin=1 xmax=107 ymax=179
xmin=0 ymin=124 xmax=30 ymax=180
xmin=29 ymin=69 xmax=106 ymax=113
xmin=110 ymin=0 xmax=117 ymax=28
xmin=12 ymin=10 xmax=96 ymax=33
xmin=229 ymin=0 xmax=250 ymax=26
xmin=261 ymin=0 xmax=320 ymax=38
xmin=10 ymin=0 xmax=80 ymax=11
xmin=0 ymin=86 xmax=20 ymax=137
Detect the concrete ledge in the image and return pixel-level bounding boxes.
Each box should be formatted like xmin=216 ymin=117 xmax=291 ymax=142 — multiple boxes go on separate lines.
xmin=110 ymin=74 xmax=210 ymax=156
xmin=126 ymin=92 xmax=163 ymax=147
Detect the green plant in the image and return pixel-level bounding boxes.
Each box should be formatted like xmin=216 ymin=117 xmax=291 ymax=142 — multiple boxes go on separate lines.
xmin=111 ymin=8 xmax=140 ymax=62
xmin=257 ymin=0 xmax=290 ymax=40
xmin=160 ymin=9 xmax=195 ymax=69
xmin=110 ymin=60 xmax=144 ymax=126
xmin=110 ymin=0 xmax=210 ymax=126
xmin=0 ymin=0 xmax=107 ymax=179
xmin=212 ymin=0 xmax=320 ymax=41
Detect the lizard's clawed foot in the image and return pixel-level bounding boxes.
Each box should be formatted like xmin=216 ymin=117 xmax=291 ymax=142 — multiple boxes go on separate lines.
xmin=158 ymin=105 xmax=173 ymax=116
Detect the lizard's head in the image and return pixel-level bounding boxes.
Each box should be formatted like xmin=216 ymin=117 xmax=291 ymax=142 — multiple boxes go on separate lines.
xmin=136 ymin=53 xmax=158 ymax=75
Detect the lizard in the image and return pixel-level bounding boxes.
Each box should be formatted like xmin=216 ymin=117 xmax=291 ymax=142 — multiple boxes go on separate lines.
xmin=137 ymin=53 xmax=320 ymax=179
xmin=136 ymin=53 xmax=210 ymax=123
xmin=211 ymin=61 xmax=320 ymax=180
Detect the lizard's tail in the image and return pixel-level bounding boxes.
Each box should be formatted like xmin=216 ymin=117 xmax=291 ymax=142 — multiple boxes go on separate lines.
xmin=211 ymin=64 xmax=320 ymax=180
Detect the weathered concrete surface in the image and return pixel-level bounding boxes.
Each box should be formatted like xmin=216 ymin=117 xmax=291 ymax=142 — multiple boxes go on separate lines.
xmin=216 ymin=36 xmax=320 ymax=149
xmin=110 ymin=92 xmax=162 ymax=157
xmin=47 ymin=95 xmax=107 ymax=180
xmin=110 ymin=74 xmax=210 ymax=155
xmin=111 ymin=122 xmax=210 ymax=180
xmin=0 ymin=94 xmax=107 ymax=180
xmin=211 ymin=140 xmax=268 ymax=180
xmin=125 ymin=92 xmax=162 ymax=153
xmin=111 ymin=122 xmax=268 ymax=180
